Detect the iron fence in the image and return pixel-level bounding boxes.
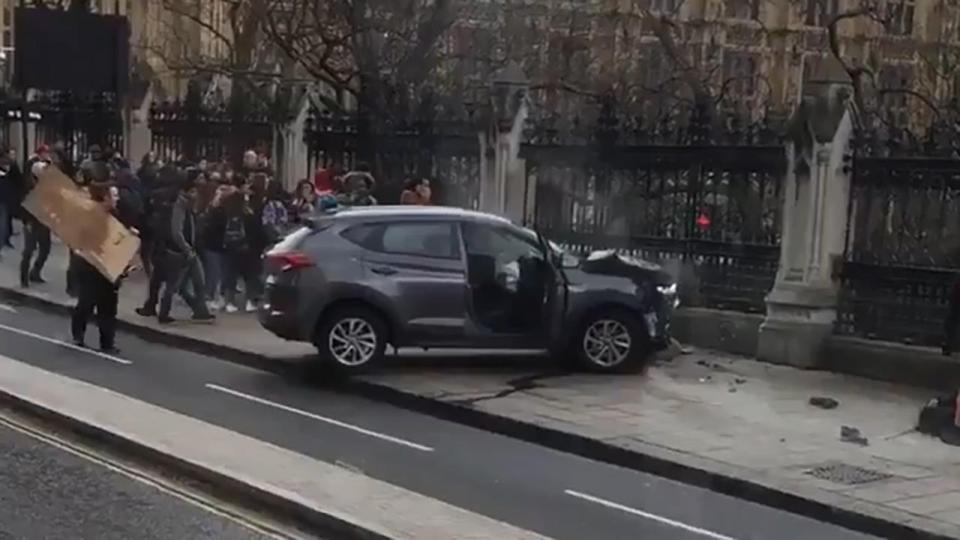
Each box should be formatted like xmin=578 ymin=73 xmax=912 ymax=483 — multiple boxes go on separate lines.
xmin=149 ymin=99 xmax=273 ymax=165
xmin=525 ymin=107 xmax=787 ymax=312
xmin=30 ymin=91 xmax=123 ymax=162
xmin=304 ymin=106 xmax=482 ymax=207
xmin=837 ymin=151 xmax=960 ymax=346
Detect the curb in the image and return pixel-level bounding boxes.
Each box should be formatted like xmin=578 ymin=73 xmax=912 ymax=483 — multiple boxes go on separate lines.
xmin=2 ymin=285 xmax=957 ymax=540
xmin=0 ymin=382 xmax=391 ymax=540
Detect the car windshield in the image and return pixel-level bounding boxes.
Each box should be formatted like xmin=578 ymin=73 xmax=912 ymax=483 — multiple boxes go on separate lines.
xmin=515 ymin=225 xmax=567 ymax=258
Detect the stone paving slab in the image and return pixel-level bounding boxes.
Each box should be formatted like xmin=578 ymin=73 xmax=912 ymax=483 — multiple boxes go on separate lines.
xmin=2 ymin=241 xmax=960 ymax=538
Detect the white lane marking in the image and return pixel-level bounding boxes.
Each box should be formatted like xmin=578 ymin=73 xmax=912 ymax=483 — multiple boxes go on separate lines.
xmin=205 ymin=383 xmax=435 ymax=452
xmin=0 ymin=322 xmax=131 ymax=365
xmin=565 ymin=489 xmax=737 ymax=540
xmin=0 ymin=303 xmax=18 ymax=313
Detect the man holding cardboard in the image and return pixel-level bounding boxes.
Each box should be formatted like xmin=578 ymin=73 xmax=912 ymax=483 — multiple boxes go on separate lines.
xmin=70 ymin=183 xmax=125 ymax=352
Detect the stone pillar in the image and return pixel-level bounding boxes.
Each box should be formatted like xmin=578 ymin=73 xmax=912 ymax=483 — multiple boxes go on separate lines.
xmin=274 ymin=94 xmax=310 ymax=191
xmin=757 ymin=59 xmax=854 ymax=369
xmin=479 ymin=63 xmax=528 ymax=221
xmin=124 ymin=87 xmax=153 ymax=163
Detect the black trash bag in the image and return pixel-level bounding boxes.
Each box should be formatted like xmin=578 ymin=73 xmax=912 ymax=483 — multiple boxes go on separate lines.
xmin=917 ymin=391 xmax=960 ymax=446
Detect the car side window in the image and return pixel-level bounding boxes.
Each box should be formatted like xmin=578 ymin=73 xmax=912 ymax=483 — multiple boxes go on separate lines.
xmin=344 ymin=221 xmax=460 ymax=259
xmin=381 ymin=222 xmax=460 ymax=259
xmin=462 ymin=222 xmax=543 ymax=261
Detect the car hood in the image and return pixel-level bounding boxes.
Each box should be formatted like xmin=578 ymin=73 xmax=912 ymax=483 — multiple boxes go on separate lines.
xmin=577 ymin=250 xmax=673 ymax=286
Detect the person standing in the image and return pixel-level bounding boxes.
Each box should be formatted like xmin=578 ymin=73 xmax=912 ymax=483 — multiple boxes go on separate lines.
xmin=157 ymin=175 xmax=215 ymax=324
xmin=400 ymin=177 xmax=432 ymax=205
xmin=216 ymin=191 xmax=260 ymax=313
xmin=71 ymin=183 xmax=127 ymax=353
xmin=261 ymin=179 xmax=290 ymax=245
xmin=0 ymin=149 xmax=18 ymax=257
xmin=20 ymin=146 xmax=53 ymax=287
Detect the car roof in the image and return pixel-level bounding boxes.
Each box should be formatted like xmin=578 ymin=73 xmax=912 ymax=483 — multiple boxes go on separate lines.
xmin=327 ymin=205 xmax=515 ymax=226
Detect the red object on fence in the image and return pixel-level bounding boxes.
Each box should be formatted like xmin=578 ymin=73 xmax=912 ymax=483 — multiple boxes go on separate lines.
xmin=696 ymin=213 xmax=711 ymax=231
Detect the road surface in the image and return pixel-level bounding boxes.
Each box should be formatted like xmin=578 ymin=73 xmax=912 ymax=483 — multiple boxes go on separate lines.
xmin=0 ymin=300 xmax=879 ymax=540
xmin=0 ymin=419 xmax=276 ymax=540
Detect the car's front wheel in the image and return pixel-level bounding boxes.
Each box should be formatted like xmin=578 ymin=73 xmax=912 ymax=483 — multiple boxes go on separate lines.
xmin=315 ymin=306 xmax=387 ymax=374
xmin=571 ymin=310 xmax=648 ymax=373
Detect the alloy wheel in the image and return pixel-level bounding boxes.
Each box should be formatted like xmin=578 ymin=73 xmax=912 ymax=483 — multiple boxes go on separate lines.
xmin=328 ymin=318 xmax=378 ymax=366
xmin=582 ymin=319 xmax=632 ymax=368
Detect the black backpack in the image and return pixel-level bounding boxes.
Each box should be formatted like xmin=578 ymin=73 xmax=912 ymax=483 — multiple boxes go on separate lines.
xmin=148 ymin=189 xmax=176 ymax=242
xmin=223 ymin=215 xmax=248 ymax=252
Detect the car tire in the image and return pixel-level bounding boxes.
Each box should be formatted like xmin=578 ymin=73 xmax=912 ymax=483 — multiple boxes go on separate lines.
xmin=570 ymin=309 xmax=649 ymax=373
xmin=314 ymin=306 xmax=388 ymax=374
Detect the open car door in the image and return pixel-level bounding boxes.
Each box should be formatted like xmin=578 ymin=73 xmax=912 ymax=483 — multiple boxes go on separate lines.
xmin=534 ymin=229 xmax=569 ymax=345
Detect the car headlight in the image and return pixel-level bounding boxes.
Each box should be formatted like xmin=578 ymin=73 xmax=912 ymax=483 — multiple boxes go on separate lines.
xmin=656 ymin=283 xmax=677 ymax=296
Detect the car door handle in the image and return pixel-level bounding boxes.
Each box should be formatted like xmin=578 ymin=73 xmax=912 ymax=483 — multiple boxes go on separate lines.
xmin=370 ymin=266 xmax=398 ymax=276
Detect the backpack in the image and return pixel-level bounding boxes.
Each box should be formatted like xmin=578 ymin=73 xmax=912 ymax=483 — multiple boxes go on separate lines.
xmin=223 ymin=215 xmax=248 ymax=252
xmin=148 ymin=190 xmax=176 ymax=242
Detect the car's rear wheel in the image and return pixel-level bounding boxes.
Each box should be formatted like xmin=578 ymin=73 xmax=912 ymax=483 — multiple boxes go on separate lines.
xmin=315 ymin=306 xmax=387 ymax=374
xmin=571 ymin=309 xmax=648 ymax=373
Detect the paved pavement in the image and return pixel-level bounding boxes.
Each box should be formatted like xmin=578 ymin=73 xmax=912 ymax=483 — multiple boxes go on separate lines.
xmin=0 ymin=421 xmax=271 ymax=540
xmin=0 ymin=239 xmax=957 ymax=537
xmin=0 ymin=300 xmax=878 ymax=540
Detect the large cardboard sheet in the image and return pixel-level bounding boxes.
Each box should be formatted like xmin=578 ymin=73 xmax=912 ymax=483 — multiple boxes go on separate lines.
xmin=22 ymin=166 xmax=139 ymax=283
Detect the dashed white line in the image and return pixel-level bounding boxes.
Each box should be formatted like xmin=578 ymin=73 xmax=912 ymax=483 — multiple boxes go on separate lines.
xmin=0 ymin=322 xmax=132 ymax=365
xmin=564 ymin=489 xmax=737 ymax=540
xmin=205 ymin=383 xmax=435 ymax=452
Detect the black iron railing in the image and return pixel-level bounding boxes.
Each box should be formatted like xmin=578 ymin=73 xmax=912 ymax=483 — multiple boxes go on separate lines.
xmin=525 ymin=126 xmax=787 ymax=313
xmin=837 ymin=153 xmax=960 ymax=345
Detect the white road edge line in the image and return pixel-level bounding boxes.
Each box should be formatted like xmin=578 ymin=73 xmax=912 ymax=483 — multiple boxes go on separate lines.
xmin=564 ymin=489 xmax=738 ymax=540
xmin=0 ymin=303 xmax=18 ymax=313
xmin=205 ymin=383 xmax=435 ymax=453
xmin=0 ymin=322 xmax=132 ymax=365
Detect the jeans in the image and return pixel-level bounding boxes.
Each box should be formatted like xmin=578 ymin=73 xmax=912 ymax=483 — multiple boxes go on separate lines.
xmin=222 ymin=251 xmax=261 ymax=306
xmin=201 ymin=250 xmax=223 ymax=300
xmin=21 ymin=219 xmax=51 ymax=284
xmin=159 ymin=251 xmax=211 ymax=319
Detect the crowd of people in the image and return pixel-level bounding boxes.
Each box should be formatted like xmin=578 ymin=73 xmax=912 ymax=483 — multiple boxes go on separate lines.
xmin=0 ymin=142 xmax=435 ymax=352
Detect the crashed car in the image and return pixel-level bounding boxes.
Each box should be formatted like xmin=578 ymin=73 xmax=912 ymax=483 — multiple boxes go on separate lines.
xmin=259 ymin=206 xmax=678 ymax=373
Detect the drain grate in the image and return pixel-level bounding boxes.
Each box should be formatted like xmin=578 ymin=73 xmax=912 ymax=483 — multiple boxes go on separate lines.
xmin=804 ymin=462 xmax=893 ymax=486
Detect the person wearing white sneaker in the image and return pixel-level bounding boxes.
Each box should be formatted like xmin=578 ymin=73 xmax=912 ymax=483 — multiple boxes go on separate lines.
xmin=245 ymin=300 xmax=257 ymax=313
xmin=224 ymin=303 xmax=239 ymax=314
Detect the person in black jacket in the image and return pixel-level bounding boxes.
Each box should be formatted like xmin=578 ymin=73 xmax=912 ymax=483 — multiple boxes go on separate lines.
xmin=21 ymin=145 xmax=53 ymax=287
xmin=71 ymin=183 xmax=129 ymax=353
xmin=156 ymin=175 xmax=215 ymax=324
xmin=0 ymin=148 xmax=21 ymax=255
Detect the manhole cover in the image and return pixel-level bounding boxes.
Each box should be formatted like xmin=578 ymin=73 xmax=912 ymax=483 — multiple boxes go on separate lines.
xmin=804 ymin=462 xmax=893 ymax=486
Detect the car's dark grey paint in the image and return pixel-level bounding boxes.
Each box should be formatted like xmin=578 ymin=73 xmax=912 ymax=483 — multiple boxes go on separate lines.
xmin=259 ymin=206 xmax=676 ymax=372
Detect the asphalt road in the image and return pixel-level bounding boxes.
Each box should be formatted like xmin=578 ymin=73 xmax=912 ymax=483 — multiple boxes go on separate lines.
xmin=0 ymin=420 xmax=272 ymax=540
xmin=0 ymin=300 xmax=880 ymax=540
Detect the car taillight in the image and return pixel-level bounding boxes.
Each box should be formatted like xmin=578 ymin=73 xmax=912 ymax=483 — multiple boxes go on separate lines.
xmin=268 ymin=251 xmax=314 ymax=272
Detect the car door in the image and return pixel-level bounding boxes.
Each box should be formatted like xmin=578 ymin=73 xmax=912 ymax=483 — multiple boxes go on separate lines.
xmin=350 ymin=220 xmax=469 ymax=345
xmin=461 ymin=221 xmax=552 ymax=348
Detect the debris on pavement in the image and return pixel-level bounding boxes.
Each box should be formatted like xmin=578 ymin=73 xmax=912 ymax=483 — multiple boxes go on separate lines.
xmin=809 ymin=397 xmax=840 ymax=410
xmin=734 ymin=377 xmax=746 ymax=385
xmin=840 ymin=425 xmax=869 ymax=446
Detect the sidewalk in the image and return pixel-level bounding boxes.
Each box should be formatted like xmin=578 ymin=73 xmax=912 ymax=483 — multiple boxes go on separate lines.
xmin=2 ymin=241 xmax=959 ymax=538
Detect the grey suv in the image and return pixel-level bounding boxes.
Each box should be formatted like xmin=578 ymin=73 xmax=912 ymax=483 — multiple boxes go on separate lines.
xmin=259 ymin=206 xmax=677 ymax=373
